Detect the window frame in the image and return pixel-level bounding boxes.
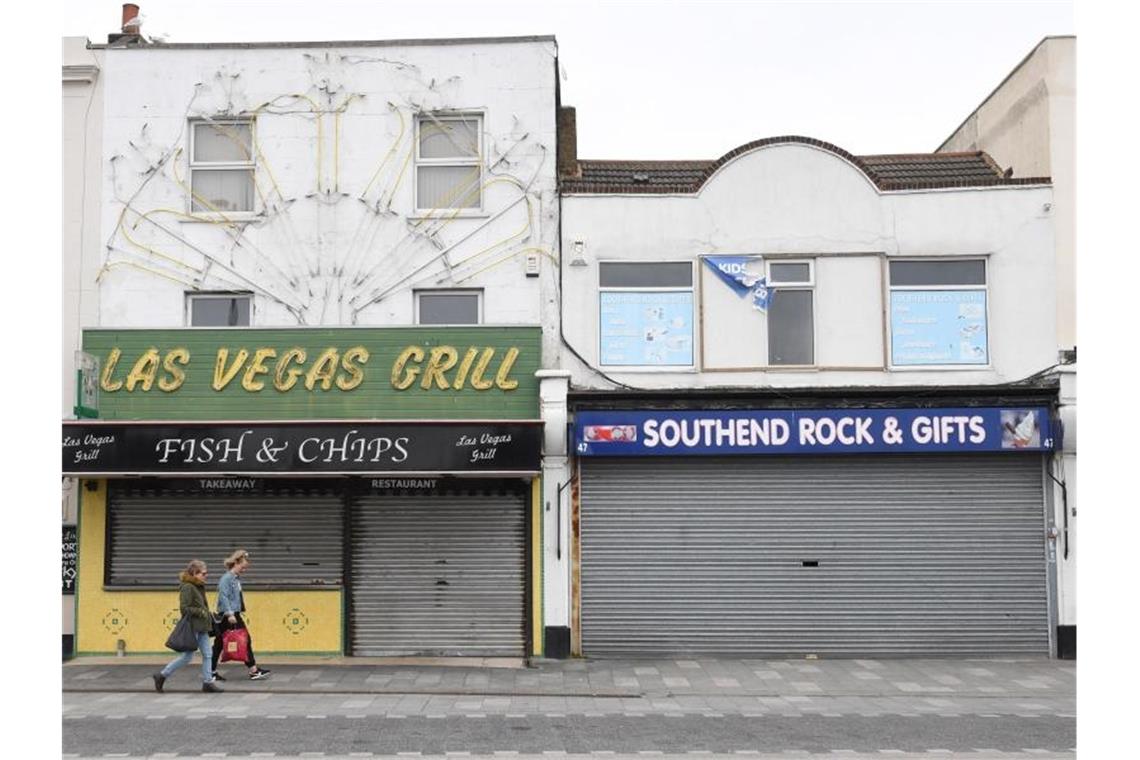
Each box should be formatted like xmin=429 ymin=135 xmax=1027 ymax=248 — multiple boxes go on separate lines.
xmin=185 ymin=291 xmax=254 ymax=327
xmin=886 ymin=257 xmax=991 ymax=371
xmin=597 ymin=260 xmax=697 ymax=371
xmin=414 ymin=288 xmax=484 ymax=325
xmin=413 ymin=112 xmax=485 ymax=215
xmin=764 ymin=258 xmax=816 ymax=367
xmin=187 ymin=118 xmax=257 ymax=217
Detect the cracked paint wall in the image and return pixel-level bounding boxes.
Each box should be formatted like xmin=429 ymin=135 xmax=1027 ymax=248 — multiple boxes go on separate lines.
xmin=95 ymin=39 xmax=559 ymax=334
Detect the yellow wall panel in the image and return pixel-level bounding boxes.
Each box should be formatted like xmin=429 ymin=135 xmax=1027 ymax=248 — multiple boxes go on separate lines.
xmin=76 ymin=480 xmax=342 ymax=655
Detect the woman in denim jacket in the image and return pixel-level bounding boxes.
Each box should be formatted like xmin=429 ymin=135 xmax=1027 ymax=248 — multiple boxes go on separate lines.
xmin=211 ymin=549 xmax=271 ymax=681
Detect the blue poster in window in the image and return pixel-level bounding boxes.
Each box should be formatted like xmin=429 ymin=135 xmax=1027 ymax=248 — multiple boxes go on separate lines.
xmin=600 ymin=291 xmax=694 ymax=366
xmin=891 ymin=290 xmax=988 ymax=366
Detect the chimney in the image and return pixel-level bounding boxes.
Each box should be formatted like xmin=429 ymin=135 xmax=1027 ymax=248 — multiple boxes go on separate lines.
xmin=122 ymin=4 xmax=140 ymax=35
xmin=557 ymin=106 xmax=581 ymax=179
xmin=109 ymin=3 xmax=142 ymax=44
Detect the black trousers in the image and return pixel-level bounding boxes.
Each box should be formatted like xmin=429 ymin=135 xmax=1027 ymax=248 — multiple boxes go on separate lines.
xmin=211 ymin=612 xmax=257 ymax=670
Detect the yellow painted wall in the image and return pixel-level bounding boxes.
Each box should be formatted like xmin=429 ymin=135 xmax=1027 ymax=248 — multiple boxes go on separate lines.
xmin=76 ymin=480 xmax=343 ymax=655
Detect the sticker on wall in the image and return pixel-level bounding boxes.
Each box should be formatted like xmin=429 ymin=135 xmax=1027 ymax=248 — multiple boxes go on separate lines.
xmin=102 ymin=608 xmax=129 ymax=635
xmin=283 ymin=608 xmax=310 ymax=635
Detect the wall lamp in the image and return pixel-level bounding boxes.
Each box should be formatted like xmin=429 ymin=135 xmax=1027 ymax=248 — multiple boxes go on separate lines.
xmin=569 ymin=239 xmax=588 ymax=267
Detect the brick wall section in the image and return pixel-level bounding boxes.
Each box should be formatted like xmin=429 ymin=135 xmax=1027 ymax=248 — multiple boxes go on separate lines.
xmin=557 ymin=106 xmax=581 ymax=179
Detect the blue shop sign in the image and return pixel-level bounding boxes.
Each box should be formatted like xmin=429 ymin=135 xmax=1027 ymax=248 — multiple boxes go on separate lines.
xmin=574 ymin=407 xmax=1054 ymax=457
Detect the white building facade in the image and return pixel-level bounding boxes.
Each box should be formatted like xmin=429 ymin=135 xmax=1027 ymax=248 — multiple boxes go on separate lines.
xmin=546 ymin=128 xmax=1064 ymax=657
xmin=64 ymin=16 xmax=564 ymax=660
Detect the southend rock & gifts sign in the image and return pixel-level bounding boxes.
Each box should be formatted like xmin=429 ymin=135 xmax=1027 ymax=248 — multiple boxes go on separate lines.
xmin=575 ymin=408 xmax=1055 ymax=457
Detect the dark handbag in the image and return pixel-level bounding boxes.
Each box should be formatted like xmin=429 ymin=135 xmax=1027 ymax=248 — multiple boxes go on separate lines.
xmin=164 ymin=614 xmax=198 ymax=652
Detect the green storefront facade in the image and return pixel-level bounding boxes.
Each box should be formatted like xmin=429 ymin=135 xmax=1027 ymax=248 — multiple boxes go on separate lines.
xmin=64 ymin=327 xmax=546 ymax=659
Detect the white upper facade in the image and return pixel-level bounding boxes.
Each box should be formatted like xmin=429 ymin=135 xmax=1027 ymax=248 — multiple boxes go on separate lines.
xmin=559 ymin=139 xmax=1056 ymax=391
xmin=939 ymin=36 xmax=1074 ymax=353
xmin=92 ymin=37 xmax=558 ymax=329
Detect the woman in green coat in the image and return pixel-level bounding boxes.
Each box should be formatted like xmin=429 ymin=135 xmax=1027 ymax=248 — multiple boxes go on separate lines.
xmin=152 ymin=559 xmax=223 ymax=693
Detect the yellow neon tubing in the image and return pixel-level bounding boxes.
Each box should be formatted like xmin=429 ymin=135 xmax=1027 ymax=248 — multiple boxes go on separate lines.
xmin=331 ymin=93 xmax=362 ymax=193
xmin=97 ymin=259 xmax=198 ymax=287
xmin=380 ymin=140 xmax=415 ymax=210
xmin=361 ymin=104 xmax=405 ymax=198
xmin=116 ymin=207 xmax=202 ymax=273
xmin=450 ymin=245 xmax=557 ymax=286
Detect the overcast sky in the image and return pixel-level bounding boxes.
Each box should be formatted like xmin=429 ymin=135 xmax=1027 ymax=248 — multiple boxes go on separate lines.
xmin=61 ymin=1 xmax=1073 ymax=159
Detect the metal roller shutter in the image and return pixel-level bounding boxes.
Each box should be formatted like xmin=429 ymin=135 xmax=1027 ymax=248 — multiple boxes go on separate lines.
xmin=107 ymin=484 xmax=344 ymax=586
xmin=581 ymin=455 xmax=1049 ymax=657
xmin=350 ymin=489 xmax=526 ymax=656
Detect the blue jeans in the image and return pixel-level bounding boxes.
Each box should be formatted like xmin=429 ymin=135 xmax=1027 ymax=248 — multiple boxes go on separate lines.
xmin=160 ymin=631 xmax=213 ymax=683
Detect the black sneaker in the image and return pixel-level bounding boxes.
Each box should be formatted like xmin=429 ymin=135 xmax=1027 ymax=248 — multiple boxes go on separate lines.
xmin=249 ymin=668 xmax=271 ymax=680
xmin=211 ymin=671 xmax=227 ymax=682
xmin=202 ymin=680 xmax=224 ymax=693
xmin=152 ymin=673 xmax=165 ymax=693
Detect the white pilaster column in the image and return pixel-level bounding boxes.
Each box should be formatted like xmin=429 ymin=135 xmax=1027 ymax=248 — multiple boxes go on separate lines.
xmin=536 ymin=370 xmax=571 ymax=655
xmin=1056 ymin=366 xmax=1077 ymax=633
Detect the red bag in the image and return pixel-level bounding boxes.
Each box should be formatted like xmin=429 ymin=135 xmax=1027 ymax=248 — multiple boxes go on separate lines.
xmin=220 ymin=627 xmax=250 ymax=663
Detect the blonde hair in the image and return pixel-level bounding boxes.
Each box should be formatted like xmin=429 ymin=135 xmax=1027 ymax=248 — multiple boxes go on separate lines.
xmin=186 ymin=559 xmax=207 ymax=575
xmin=224 ymin=549 xmax=250 ymax=569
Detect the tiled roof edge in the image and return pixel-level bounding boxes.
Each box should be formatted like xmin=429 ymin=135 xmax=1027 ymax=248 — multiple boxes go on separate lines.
xmin=562 ymin=138 xmax=1051 ymax=193
xmin=561 ymin=176 xmax=1053 ymax=194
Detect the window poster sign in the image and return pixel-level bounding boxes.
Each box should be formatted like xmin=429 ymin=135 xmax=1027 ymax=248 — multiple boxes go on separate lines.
xmin=575 ymin=407 xmax=1055 ymax=457
xmin=890 ymin=290 xmax=988 ymax=366
xmin=599 ymin=291 xmax=693 ymax=366
xmin=63 ymin=525 xmax=78 ymax=594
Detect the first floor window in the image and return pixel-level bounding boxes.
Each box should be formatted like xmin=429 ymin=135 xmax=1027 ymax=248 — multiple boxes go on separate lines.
xmin=415 ymin=289 xmax=482 ymax=324
xmin=766 ymin=260 xmax=814 ymax=365
xmin=599 ymin=262 xmax=694 ymax=367
xmin=889 ymin=259 xmax=988 ymax=366
xmin=415 ymin=114 xmax=482 ymax=211
xmin=187 ymin=292 xmax=252 ymax=327
xmin=190 ymin=119 xmax=255 ymax=213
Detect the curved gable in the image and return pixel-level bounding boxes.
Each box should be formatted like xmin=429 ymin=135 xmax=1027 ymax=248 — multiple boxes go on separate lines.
xmin=701 ymin=136 xmax=877 ymax=191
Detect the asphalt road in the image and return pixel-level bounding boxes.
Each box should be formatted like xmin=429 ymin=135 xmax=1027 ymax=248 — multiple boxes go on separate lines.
xmin=63 ymin=710 xmax=1075 ymax=757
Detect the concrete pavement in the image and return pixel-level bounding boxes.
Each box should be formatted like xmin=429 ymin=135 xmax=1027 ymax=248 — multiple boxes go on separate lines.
xmin=62 ymin=657 xmax=1075 ymax=758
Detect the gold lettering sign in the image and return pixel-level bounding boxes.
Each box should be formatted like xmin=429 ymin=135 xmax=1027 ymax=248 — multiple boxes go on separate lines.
xmin=96 ymin=343 xmax=518 ymax=393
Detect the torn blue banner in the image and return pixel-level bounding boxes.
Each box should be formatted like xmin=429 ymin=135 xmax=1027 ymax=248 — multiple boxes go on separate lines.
xmin=704 ymin=256 xmax=762 ymax=296
xmin=703 ymin=256 xmax=771 ymax=311
xmin=750 ymin=279 xmax=772 ymax=310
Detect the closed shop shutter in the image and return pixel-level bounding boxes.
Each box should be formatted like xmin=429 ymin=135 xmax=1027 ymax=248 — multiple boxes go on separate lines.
xmin=350 ymin=488 xmax=526 ymax=656
xmin=107 ymin=483 xmax=344 ymax=586
xmin=581 ymin=455 xmax=1049 ymax=657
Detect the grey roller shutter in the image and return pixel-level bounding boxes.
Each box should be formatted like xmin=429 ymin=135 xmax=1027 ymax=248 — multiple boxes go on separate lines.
xmin=581 ymin=455 xmax=1049 ymax=657
xmin=350 ymin=489 xmax=526 ymax=656
xmin=107 ymin=484 xmax=344 ymax=586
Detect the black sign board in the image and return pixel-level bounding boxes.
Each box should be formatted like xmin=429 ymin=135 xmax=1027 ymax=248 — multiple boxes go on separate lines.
xmin=63 ymin=525 xmax=78 ymax=594
xmin=63 ymin=421 xmax=542 ymax=475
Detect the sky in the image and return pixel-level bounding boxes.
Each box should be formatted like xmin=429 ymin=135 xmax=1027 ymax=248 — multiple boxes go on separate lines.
xmin=59 ymin=0 xmax=1075 ymax=159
